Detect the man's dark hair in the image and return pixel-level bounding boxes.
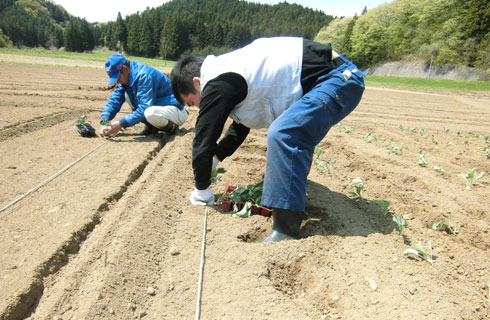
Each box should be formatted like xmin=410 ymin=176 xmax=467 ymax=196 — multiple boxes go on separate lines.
xmin=170 ymin=55 xmax=204 ymax=105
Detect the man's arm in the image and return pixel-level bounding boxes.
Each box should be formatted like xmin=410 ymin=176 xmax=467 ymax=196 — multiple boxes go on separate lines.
xmin=100 ymin=85 xmax=125 ymax=122
xmin=193 ymin=72 xmax=248 ymax=190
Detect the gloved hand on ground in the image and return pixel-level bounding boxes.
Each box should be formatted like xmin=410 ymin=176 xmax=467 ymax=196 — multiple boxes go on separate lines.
xmin=189 ymin=187 xmax=215 ymax=206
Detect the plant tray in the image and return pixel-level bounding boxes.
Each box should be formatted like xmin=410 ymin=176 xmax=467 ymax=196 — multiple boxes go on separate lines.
xmin=76 ymin=123 xmax=96 ymax=137
xmin=220 ymin=185 xmax=273 ymax=217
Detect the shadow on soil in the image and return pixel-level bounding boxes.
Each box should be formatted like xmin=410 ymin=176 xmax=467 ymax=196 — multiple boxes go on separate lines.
xmin=302 ymin=180 xmax=399 ymax=239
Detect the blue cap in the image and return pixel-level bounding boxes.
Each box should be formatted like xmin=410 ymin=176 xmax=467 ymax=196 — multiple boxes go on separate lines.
xmin=105 ymin=53 xmax=126 ymax=85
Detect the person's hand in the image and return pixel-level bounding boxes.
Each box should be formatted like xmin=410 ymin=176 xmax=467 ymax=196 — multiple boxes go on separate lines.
xmin=100 ymin=125 xmax=111 ymax=137
xmin=100 ymin=121 xmax=122 ymax=138
xmin=189 ymin=187 xmax=214 ymax=206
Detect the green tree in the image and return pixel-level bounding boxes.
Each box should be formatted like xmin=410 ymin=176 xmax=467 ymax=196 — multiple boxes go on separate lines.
xmin=114 ymin=12 xmax=128 ymax=51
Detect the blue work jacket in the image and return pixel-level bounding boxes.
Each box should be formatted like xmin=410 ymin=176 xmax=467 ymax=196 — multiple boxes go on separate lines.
xmin=100 ymin=61 xmax=183 ymax=128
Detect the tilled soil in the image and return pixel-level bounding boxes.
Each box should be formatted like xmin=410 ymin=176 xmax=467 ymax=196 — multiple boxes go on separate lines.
xmin=0 ymin=57 xmax=489 ymax=320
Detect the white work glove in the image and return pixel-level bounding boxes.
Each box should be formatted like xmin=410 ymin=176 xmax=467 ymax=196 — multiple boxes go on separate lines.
xmin=211 ymin=157 xmax=219 ymax=173
xmin=189 ymin=187 xmax=215 ymax=206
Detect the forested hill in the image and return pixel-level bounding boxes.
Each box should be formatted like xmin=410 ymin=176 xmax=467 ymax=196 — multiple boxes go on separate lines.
xmin=98 ymin=0 xmax=333 ymax=59
xmin=0 ymin=0 xmax=333 ymax=58
xmin=1 ymin=0 xmax=489 ymax=72
xmin=0 ymin=0 xmax=69 ymax=48
xmin=315 ymin=0 xmax=490 ymax=70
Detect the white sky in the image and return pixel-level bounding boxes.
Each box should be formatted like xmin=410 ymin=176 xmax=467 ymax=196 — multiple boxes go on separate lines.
xmin=52 ymin=0 xmax=391 ymax=23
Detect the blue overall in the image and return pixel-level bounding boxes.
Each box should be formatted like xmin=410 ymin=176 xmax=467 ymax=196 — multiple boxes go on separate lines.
xmin=261 ymin=56 xmax=366 ymax=211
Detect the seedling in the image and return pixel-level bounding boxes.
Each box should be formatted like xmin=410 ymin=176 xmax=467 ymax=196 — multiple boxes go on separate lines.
xmin=398 ymin=124 xmax=404 ymax=131
xmin=403 ymin=241 xmax=436 ymax=265
xmin=459 ymin=168 xmax=485 ymax=189
xmin=314 ymin=147 xmax=325 ymax=158
xmin=365 ymin=132 xmax=378 ymax=143
xmin=348 ymin=178 xmax=364 ymax=200
xmin=410 ymin=127 xmax=417 ymax=133
xmin=233 ymin=201 xmax=252 ymax=218
xmin=417 ymin=152 xmax=428 ymax=167
xmin=457 ymin=130 xmax=463 ymax=136
xmin=76 ymin=114 xmax=87 ymax=124
xmin=484 ymin=145 xmax=490 ymax=159
xmin=432 ymin=219 xmax=461 ymax=234
xmin=393 ymin=213 xmax=407 ymax=233
xmin=343 ymin=125 xmax=354 ymax=133
xmin=485 ymin=136 xmax=490 ymax=143
xmin=434 ymin=166 xmax=445 ymax=175
xmin=431 ymin=134 xmax=437 ymax=144
xmin=314 ymin=147 xmax=335 ymax=174
xmin=391 ymin=143 xmax=404 ymax=155
xmin=444 ymin=127 xmax=450 ymax=133
xmin=210 ymin=167 xmax=226 ymax=183
xmin=374 ymin=200 xmax=390 ymax=216
xmin=464 ymin=139 xmax=469 ymax=147
xmin=100 ymin=120 xmax=110 ymax=126
xmin=472 ymin=132 xmax=480 ymax=138
xmin=315 ymin=159 xmax=335 ymax=174
xmin=229 ymin=180 xmax=263 ymax=204
xmin=386 ymin=138 xmax=395 ymax=149
xmin=447 ymin=141 xmax=453 ymax=147
xmin=483 ymin=282 xmax=490 ymax=309
xmin=419 ymin=128 xmax=427 ymax=136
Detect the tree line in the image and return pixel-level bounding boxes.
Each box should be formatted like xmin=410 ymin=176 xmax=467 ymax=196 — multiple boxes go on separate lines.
xmin=315 ymin=0 xmax=490 ymax=70
xmin=94 ymin=0 xmax=332 ymax=59
xmin=0 ymin=0 xmax=331 ymax=58
xmin=1 ymin=0 xmax=489 ymax=71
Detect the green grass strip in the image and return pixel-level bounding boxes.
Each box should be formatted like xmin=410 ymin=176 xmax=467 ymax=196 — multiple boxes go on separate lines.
xmin=366 ymin=75 xmax=490 ymax=92
xmin=0 ymin=47 xmax=175 ymax=68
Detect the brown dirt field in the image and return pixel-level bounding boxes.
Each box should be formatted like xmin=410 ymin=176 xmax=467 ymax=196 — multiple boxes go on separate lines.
xmin=0 ymin=58 xmax=489 ymax=320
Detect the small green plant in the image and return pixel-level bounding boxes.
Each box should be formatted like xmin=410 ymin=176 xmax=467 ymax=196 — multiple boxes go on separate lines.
xmin=343 ymin=125 xmax=354 ymax=133
xmin=348 ymin=178 xmax=364 ymax=200
xmin=417 ymin=152 xmax=428 ymax=167
xmin=459 ymin=168 xmax=485 ymax=189
xmin=444 ymin=127 xmax=450 ymax=133
xmin=365 ymin=132 xmax=379 ymax=142
xmin=432 ymin=219 xmax=461 ymax=234
xmin=227 ymin=180 xmax=264 ymax=205
xmin=431 ymin=134 xmax=437 ymax=144
xmin=386 ymin=138 xmax=395 ymax=148
xmin=210 ymin=167 xmax=226 ymax=183
xmin=484 ymin=145 xmax=490 ymax=159
xmin=391 ymin=143 xmax=404 ymax=155
xmin=447 ymin=141 xmax=453 ymax=147
xmin=314 ymin=147 xmax=325 ymax=158
xmin=485 ymin=136 xmax=490 ymax=143
xmin=483 ymin=282 xmax=490 ymax=309
xmin=393 ymin=213 xmax=407 ymax=233
xmin=313 ymin=147 xmax=335 ymax=174
xmin=472 ymin=132 xmax=481 ymax=138
xmin=464 ymin=139 xmax=469 ymax=147
xmin=233 ymin=201 xmax=252 ymax=218
xmin=434 ymin=166 xmax=445 ymax=174
xmin=410 ymin=127 xmax=417 ymax=132
xmin=100 ymin=120 xmax=110 ymax=126
xmin=398 ymin=124 xmax=404 ymax=131
xmin=457 ymin=130 xmax=463 ymax=136
xmin=419 ymin=128 xmax=427 ymax=136
xmin=76 ymin=114 xmax=87 ymax=124
xmin=375 ymin=200 xmax=390 ymax=216
xmin=403 ymin=241 xmax=436 ymax=265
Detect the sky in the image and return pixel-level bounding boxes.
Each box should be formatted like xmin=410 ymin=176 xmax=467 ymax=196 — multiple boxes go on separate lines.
xmin=52 ymin=0 xmax=391 ymax=23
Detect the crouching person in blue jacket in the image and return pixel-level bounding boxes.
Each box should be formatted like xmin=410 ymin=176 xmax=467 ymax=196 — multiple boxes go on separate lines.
xmin=100 ymin=53 xmax=188 ymax=138
xmin=171 ymin=37 xmax=366 ymax=243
